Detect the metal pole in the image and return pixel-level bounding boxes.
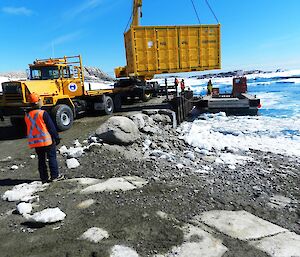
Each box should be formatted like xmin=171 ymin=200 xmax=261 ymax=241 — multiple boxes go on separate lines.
xmin=165 ymin=78 xmax=169 ymax=101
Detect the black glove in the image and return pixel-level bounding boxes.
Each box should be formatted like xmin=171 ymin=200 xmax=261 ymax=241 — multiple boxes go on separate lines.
xmin=55 ymin=138 xmax=61 ymax=146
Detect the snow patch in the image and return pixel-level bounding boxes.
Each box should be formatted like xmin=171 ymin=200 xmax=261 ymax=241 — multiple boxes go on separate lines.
xmin=199 ymin=210 xmax=287 ymax=240
xmin=76 ymin=199 xmax=95 ymax=209
xmin=79 ymin=227 xmax=109 ymax=243
xmin=66 ymin=158 xmax=80 ymax=169
xmin=110 ymin=245 xmax=139 ymax=257
xmin=249 ymin=232 xmax=300 ymax=257
xmin=158 ymin=225 xmax=227 ymax=257
xmin=81 ymin=176 xmax=147 ymax=194
xmin=2 ymin=181 xmax=48 ymax=202
xmin=16 ymin=202 xmax=32 ymax=215
xmin=24 ymin=207 xmax=66 ymax=223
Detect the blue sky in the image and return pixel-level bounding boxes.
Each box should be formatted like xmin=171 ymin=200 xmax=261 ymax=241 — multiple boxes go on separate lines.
xmin=0 ymin=0 xmax=300 ymax=76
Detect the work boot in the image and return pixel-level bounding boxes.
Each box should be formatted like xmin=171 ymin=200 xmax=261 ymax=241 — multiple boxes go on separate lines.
xmin=50 ymin=174 xmax=65 ymax=182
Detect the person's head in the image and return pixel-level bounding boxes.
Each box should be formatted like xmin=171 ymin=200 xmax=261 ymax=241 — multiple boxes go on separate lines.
xmin=28 ymin=92 xmax=42 ymax=108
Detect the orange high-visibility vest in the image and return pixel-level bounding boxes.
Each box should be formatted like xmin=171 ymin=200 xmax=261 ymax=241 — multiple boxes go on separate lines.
xmin=25 ymin=110 xmax=53 ymax=148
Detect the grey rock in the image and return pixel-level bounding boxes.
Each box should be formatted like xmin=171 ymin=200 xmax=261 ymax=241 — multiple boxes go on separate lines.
xmin=141 ymin=125 xmax=159 ymax=135
xmin=95 ymin=116 xmax=139 ymax=145
xmin=129 ymin=113 xmax=148 ymax=129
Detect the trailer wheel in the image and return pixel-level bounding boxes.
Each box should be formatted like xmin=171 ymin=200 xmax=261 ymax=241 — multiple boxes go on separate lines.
xmin=114 ymin=94 xmax=122 ymax=112
xmin=10 ymin=117 xmax=26 ymax=134
xmin=51 ymin=104 xmax=74 ymax=131
xmin=142 ymin=92 xmax=152 ymax=102
xmin=103 ymin=95 xmax=114 ymax=115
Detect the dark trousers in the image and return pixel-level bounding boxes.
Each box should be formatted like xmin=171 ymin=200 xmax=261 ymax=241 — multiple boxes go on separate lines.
xmin=35 ymin=144 xmax=58 ymax=181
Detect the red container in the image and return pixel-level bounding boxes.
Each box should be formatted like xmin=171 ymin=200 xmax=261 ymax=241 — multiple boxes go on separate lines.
xmin=232 ymin=77 xmax=247 ymax=96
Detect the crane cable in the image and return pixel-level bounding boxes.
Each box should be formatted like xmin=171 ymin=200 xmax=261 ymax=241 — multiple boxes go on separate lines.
xmin=205 ymin=0 xmax=220 ymax=24
xmin=191 ymin=0 xmax=220 ymax=24
xmin=124 ymin=11 xmax=133 ymax=33
xmin=190 ymin=0 xmax=201 ymax=24
xmin=124 ymin=2 xmax=134 ymax=33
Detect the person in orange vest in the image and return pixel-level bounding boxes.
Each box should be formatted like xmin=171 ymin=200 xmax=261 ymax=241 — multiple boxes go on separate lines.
xmin=25 ymin=93 xmax=63 ymax=183
xmin=180 ymin=79 xmax=185 ymax=92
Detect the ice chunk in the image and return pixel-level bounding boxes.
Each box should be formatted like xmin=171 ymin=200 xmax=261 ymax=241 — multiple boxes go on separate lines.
xmin=79 ymin=227 xmax=109 ymax=243
xmin=59 ymin=145 xmax=68 ymax=155
xmin=25 ymin=207 xmax=66 ymax=223
xmin=198 ymin=210 xmax=287 ymax=240
xmin=81 ymin=176 xmax=147 ymax=194
xmin=66 ymin=158 xmax=80 ymax=169
xmin=17 ymin=202 xmax=32 ymax=215
xmin=110 ymin=245 xmax=139 ymax=257
xmin=2 ymin=181 xmax=48 ymax=202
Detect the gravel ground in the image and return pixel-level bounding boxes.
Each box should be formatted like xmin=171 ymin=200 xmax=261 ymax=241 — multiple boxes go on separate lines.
xmin=0 ymin=103 xmax=299 ymax=257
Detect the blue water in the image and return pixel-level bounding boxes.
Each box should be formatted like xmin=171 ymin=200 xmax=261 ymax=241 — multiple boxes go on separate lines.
xmin=192 ymin=77 xmax=300 ymax=118
xmin=249 ymin=81 xmax=300 ymax=118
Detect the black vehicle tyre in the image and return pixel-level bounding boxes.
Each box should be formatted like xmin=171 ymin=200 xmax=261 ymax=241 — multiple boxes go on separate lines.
xmin=103 ymin=95 xmax=114 ymax=115
xmin=51 ymin=104 xmax=74 ymax=131
xmin=142 ymin=92 xmax=152 ymax=102
xmin=114 ymin=94 xmax=122 ymax=112
xmin=10 ymin=117 xmax=27 ymax=134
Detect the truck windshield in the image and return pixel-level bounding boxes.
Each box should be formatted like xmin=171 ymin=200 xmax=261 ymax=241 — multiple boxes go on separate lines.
xmin=30 ymin=66 xmax=60 ymax=80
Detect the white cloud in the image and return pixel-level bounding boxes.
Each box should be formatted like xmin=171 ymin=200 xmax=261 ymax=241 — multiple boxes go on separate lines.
xmin=51 ymin=31 xmax=82 ymax=46
xmin=65 ymin=0 xmax=103 ymax=19
xmin=2 ymin=7 xmax=33 ymax=16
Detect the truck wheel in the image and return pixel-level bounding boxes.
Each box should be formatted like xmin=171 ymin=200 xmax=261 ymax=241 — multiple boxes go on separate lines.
xmin=142 ymin=92 xmax=152 ymax=102
xmin=10 ymin=117 xmax=26 ymax=134
xmin=104 ymin=95 xmax=114 ymax=115
xmin=114 ymin=94 xmax=122 ymax=112
xmin=52 ymin=104 xmax=74 ymax=131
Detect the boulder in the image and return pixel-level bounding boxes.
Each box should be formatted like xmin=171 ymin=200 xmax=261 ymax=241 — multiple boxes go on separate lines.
xmin=129 ymin=113 xmax=155 ymax=130
xmin=95 ymin=116 xmax=139 ymax=145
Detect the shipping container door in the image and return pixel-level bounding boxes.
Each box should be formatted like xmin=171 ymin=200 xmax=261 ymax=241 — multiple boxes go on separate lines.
xmin=199 ymin=26 xmax=220 ymax=70
xmin=134 ymin=28 xmax=157 ymax=73
xmin=155 ymin=28 xmax=178 ymax=71
xmin=179 ymin=27 xmax=200 ymax=70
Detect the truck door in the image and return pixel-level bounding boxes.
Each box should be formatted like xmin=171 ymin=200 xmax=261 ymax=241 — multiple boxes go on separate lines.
xmin=61 ymin=66 xmax=84 ymax=97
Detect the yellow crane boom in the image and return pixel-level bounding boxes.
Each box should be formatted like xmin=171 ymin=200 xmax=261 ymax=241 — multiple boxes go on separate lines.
xmin=132 ymin=0 xmax=142 ymax=27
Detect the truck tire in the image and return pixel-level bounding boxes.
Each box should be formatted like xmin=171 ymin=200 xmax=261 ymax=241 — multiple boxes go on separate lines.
xmin=142 ymin=92 xmax=152 ymax=102
xmin=114 ymin=94 xmax=122 ymax=112
xmin=103 ymin=95 xmax=114 ymax=115
xmin=10 ymin=117 xmax=27 ymax=134
xmin=51 ymin=104 xmax=74 ymax=131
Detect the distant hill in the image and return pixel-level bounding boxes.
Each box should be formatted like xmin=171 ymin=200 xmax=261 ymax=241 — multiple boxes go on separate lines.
xmin=0 ymin=67 xmax=114 ymax=82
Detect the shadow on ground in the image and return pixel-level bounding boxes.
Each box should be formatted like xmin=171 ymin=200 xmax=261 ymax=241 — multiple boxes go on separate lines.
xmin=0 ymin=179 xmax=36 ymax=187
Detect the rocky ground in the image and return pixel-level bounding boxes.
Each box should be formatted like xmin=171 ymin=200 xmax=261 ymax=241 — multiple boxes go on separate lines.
xmin=0 ymin=100 xmax=299 ymax=257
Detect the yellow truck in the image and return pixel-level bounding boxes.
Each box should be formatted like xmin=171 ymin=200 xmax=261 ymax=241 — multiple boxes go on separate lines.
xmin=0 ymin=55 xmax=126 ymax=131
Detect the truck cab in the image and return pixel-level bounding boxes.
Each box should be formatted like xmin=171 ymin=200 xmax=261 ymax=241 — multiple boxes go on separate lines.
xmin=0 ymin=55 xmax=121 ymax=131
